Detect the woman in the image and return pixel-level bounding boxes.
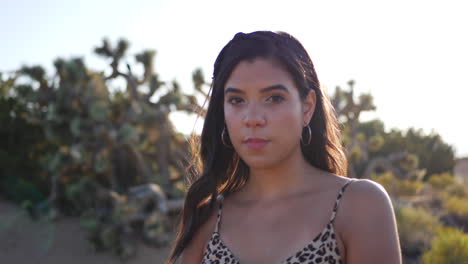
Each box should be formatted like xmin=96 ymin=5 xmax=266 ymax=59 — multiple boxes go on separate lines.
xmin=167 ymin=31 xmax=401 ymax=264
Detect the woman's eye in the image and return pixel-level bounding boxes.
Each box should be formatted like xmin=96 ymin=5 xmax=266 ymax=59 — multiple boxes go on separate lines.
xmin=228 ymin=97 xmax=244 ymax=105
xmin=267 ymin=94 xmax=285 ymax=103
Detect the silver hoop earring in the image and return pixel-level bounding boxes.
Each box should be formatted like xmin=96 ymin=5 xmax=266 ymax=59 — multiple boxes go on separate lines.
xmin=221 ymin=126 xmax=232 ymax=148
xmin=301 ymin=125 xmax=312 ymax=145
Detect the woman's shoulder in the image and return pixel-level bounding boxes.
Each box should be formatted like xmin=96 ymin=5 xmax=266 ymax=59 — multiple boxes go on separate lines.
xmin=343 ymin=178 xmax=391 ymax=204
xmin=335 ymin=177 xmax=392 ymax=216
xmin=335 ymin=178 xmax=401 ymax=262
xmin=337 ymin=180 xmax=398 ymax=234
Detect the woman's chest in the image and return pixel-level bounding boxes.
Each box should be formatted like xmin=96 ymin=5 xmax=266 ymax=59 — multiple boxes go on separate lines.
xmin=204 ymin=224 xmax=342 ymax=264
xmin=216 ymin=204 xmax=337 ymax=263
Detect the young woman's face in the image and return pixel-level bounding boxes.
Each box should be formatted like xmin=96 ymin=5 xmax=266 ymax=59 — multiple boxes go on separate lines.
xmin=223 ymin=57 xmax=315 ymax=169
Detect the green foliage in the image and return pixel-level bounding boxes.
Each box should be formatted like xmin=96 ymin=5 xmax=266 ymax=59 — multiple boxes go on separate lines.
xmin=376 ymin=128 xmax=455 ymax=177
xmin=0 ymin=175 xmax=45 ymax=204
xmin=370 ymin=172 xmax=395 ymax=192
xmin=351 ymin=120 xmax=456 ymax=178
xmin=368 ymin=134 xmax=384 ymax=152
xmin=397 ymin=179 xmax=424 ymax=197
xmin=443 ymin=181 xmax=468 ymax=198
xmin=0 ymin=96 xmax=49 ymax=201
xmin=0 ymin=37 xmax=208 ymax=258
xmin=422 ymin=227 xmax=468 ymax=264
xmin=371 ymin=172 xmax=423 ymax=198
xmin=443 ymin=195 xmax=468 ymax=223
xmin=428 ymin=173 xmax=468 ymax=226
xmin=1 ymin=38 xmax=204 ymax=203
xmin=428 ymin=173 xmax=456 ymax=190
xmin=395 ymin=205 xmax=442 ymax=257
xmin=355 ymin=119 xmax=386 ymax=139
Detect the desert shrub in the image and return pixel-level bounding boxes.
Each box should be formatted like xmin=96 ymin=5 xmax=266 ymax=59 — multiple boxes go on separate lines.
xmin=443 ymin=195 xmax=468 ymax=223
xmin=422 ymin=227 xmax=468 ymax=264
xmin=371 ymin=172 xmax=396 ymax=194
xmin=371 ymin=172 xmax=423 ymax=198
xmin=443 ymin=182 xmax=468 ymax=198
xmin=395 ymin=205 xmax=442 ymax=257
xmin=428 ymin=173 xmax=456 ymax=191
xmin=437 ymin=181 xmax=468 ymax=228
xmin=396 ymin=179 xmax=424 ymax=197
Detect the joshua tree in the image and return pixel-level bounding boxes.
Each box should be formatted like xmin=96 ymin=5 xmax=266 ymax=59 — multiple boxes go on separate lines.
xmin=332 ymin=81 xmax=423 ymax=180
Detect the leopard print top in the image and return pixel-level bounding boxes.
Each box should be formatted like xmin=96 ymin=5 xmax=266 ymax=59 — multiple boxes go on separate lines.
xmin=201 ymin=180 xmax=354 ymax=264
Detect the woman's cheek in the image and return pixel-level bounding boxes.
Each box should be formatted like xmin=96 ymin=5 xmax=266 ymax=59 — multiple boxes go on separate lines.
xmin=224 ymin=110 xmax=242 ymax=142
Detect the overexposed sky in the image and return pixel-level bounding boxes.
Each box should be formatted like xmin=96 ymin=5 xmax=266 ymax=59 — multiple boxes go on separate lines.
xmin=1 ymin=0 xmax=467 ymax=157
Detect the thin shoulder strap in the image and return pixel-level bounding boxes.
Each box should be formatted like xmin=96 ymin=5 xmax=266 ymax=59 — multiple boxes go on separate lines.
xmin=214 ymin=195 xmax=224 ymax=233
xmin=329 ymin=180 xmax=355 ymax=224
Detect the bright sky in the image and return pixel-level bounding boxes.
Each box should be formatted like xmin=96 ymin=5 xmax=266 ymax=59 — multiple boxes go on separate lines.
xmin=1 ymin=0 xmax=467 ymax=157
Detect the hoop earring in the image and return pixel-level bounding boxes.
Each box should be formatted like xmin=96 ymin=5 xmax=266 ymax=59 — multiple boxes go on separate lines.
xmin=301 ymin=125 xmax=312 ymax=145
xmin=221 ymin=126 xmax=232 ymax=148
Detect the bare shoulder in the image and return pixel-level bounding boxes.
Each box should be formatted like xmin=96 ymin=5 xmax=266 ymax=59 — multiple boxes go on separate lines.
xmin=339 ymin=178 xmax=394 ymax=223
xmin=336 ymin=179 xmax=402 ymax=264
xmin=180 ymin=202 xmax=219 ymax=264
xmin=346 ymin=178 xmax=390 ymax=201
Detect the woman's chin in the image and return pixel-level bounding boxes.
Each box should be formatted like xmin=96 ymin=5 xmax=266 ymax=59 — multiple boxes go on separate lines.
xmin=243 ymin=157 xmax=280 ymax=170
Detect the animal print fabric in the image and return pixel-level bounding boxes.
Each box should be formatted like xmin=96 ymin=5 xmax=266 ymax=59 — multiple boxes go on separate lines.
xmin=201 ymin=180 xmax=354 ymax=264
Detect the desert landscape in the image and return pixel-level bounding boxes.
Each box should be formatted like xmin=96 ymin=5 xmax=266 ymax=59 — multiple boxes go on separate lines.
xmin=0 ymin=199 xmax=171 ymax=264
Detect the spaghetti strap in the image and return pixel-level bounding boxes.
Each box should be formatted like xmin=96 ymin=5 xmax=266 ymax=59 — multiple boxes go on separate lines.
xmin=329 ymin=179 xmax=355 ymax=223
xmin=203 ymin=184 xmax=354 ymax=264
xmin=214 ymin=195 xmax=224 ymax=233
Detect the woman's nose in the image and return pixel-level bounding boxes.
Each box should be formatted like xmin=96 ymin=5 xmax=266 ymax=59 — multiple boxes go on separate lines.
xmin=243 ymin=104 xmax=266 ymax=127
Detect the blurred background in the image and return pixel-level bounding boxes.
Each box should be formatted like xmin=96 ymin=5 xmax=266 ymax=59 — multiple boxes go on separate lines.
xmin=1 ymin=0 xmax=467 ymax=263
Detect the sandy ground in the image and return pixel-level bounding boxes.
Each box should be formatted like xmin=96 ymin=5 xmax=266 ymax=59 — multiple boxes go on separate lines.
xmin=0 ymin=199 xmax=172 ymax=264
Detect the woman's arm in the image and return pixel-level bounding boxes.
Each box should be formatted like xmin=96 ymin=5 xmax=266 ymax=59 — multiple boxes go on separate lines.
xmin=340 ymin=179 xmax=402 ymax=264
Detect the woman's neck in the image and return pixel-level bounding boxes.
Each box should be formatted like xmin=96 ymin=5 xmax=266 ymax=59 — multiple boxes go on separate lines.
xmin=237 ymin=151 xmax=319 ymax=203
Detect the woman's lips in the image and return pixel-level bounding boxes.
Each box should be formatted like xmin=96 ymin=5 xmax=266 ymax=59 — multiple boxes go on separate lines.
xmin=244 ymin=138 xmax=269 ymax=149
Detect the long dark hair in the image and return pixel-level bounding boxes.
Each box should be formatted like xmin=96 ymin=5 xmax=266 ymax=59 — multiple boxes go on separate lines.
xmin=166 ymin=31 xmax=347 ymax=263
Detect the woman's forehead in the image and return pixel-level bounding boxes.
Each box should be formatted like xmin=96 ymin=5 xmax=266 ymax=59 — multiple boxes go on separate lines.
xmin=224 ymin=57 xmax=295 ymax=92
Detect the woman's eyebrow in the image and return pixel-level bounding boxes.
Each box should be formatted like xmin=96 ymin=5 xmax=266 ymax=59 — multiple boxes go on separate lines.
xmin=225 ymin=84 xmax=290 ymax=95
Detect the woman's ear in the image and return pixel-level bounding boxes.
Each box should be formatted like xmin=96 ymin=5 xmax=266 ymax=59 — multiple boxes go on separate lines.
xmin=303 ymin=90 xmax=316 ymax=124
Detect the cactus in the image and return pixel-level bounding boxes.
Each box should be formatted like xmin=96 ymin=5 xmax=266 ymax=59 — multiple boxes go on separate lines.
xmin=0 ymin=38 xmax=210 ymax=257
